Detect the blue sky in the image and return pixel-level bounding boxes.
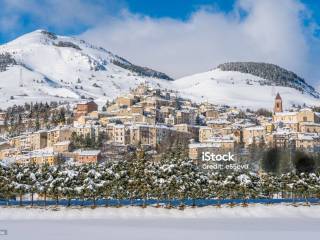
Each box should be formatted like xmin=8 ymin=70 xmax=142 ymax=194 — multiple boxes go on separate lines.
xmin=0 ymin=0 xmax=319 ymax=83
xmin=126 ymin=0 xmax=235 ymax=20
xmin=0 ymin=0 xmax=236 ymax=43
xmin=1 ymin=0 xmax=319 ymax=43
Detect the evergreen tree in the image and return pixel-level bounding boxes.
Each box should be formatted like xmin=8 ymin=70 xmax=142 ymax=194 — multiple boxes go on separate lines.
xmin=37 ymin=163 xmax=53 ymax=206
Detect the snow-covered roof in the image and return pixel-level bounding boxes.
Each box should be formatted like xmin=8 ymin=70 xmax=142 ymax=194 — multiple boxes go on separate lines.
xmin=130 ymin=123 xmax=173 ymax=130
xmin=74 ymin=149 xmax=101 ymax=156
xmin=244 ymin=126 xmax=265 ymax=131
xmin=273 ymin=129 xmax=296 ymax=135
xmin=73 ymin=124 xmax=99 ymax=129
xmin=114 ymin=124 xmax=126 ymax=129
xmin=0 ymin=141 xmax=9 ymax=146
xmin=199 ymin=126 xmax=212 ymax=130
xmin=174 ymin=124 xmax=199 ymax=128
xmin=273 ymin=120 xmax=298 ymax=124
xmin=53 ymin=141 xmax=70 ymax=146
xmin=77 ymin=100 xmax=97 ymax=105
xmin=207 ymin=119 xmax=231 ymax=125
xmin=28 ymin=148 xmax=55 ymax=157
xmin=297 ymin=133 xmax=320 ymax=141
xmin=299 ymin=122 xmax=320 ymax=126
xmin=48 ymin=125 xmax=72 ymax=132
xmin=274 ymin=111 xmax=297 ymax=116
xmin=189 ymin=142 xmax=221 ymax=148
xmin=299 ymin=108 xmax=313 ymax=112
xmin=204 ymin=135 xmax=235 ymax=143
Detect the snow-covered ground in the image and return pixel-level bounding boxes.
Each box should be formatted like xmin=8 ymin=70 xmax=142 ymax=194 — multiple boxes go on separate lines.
xmin=1 ymin=204 xmax=320 ymax=240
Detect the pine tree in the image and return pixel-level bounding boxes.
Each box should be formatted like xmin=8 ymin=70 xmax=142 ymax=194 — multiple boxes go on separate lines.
xmin=26 ymin=162 xmax=39 ymax=206
xmin=60 ymin=163 xmax=79 ymax=206
xmin=48 ymin=165 xmax=64 ymax=205
xmin=12 ymin=163 xmax=29 ymax=206
xmin=37 ymin=163 xmax=53 ymax=206
xmin=0 ymin=164 xmax=13 ymax=204
xmin=83 ymin=164 xmax=104 ymax=207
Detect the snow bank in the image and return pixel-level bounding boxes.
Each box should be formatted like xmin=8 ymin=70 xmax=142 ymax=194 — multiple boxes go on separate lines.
xmin=2 ymin=204 xmax=320 ymax=240
xmin=1 ymin=204 xmax=319 ymax=220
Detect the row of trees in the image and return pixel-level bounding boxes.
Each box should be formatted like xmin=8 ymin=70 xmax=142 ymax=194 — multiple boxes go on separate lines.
xmin=1 ymin=150 xmax=320 ymax=207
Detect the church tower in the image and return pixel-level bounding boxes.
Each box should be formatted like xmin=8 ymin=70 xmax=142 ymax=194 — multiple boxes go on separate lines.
xmin=274 ymin=93 xmax=283 ymax=113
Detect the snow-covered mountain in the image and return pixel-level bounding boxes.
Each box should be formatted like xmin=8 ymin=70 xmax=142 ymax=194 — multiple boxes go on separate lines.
xmin=174 ymin=63 xmax=320 ymax=109
xmin=0 ymin=30 xmax=319 ymax=110
xmin=0 ymin=30 xmax=172 ymax=108
xmin=218 ymin=62 xmax=319 ymax=99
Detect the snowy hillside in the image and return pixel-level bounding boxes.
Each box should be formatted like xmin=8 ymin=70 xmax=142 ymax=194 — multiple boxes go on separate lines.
xmin=218 ymin=62 xmax=319 ymax=98
xmin=0 ymin=30 xmax=319 ymax=110
xmin=174 ymin=68 xmax=320 ymax=109
xmin=0 ymin=30 xmax=171 ymax=108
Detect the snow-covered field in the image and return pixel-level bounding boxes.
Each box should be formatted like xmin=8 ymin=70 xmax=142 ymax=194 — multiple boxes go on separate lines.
xmin=1 ymin=204 xmax=320 ymax=240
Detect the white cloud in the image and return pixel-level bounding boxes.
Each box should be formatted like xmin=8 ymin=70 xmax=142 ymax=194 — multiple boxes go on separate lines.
xmin=0 ymin=0 xmax=125 ymax=33
xmin=0 ymin=0 xmax=318 ymax=84
xmin=80 ymin=0 xmax=319 ymax=84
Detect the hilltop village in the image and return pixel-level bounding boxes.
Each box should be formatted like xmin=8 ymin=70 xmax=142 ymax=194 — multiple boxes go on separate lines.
xmin=0 ymin=83 xmax=320 ymax=166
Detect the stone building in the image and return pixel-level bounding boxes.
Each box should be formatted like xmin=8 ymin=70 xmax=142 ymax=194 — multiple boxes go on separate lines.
xmin=47 ymin=126 xmax=72 ymax=147
xmin=174 ymin=124 xmax=200 ymax=141
xmin=242 ymin=126 xmax=266 ymax=145
xmin=74 ymin=100 xmax=98 ymax=119
xmin=74 ymin=149 xmax=101 ymax=164
xmin=299 ymin=122 xmax=320 ymax=133
xmin=295 ymin=133 xmax=320 ymax=153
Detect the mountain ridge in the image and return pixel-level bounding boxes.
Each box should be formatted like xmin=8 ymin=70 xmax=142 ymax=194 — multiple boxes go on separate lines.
xmin=0 ymin=29 xmax=172 ymax=108
xmin=0 ymin=29 xmax=318 ymax=110
xmin=217 ymin=62 xmax=319 ymax=98
xmin=174 ymin=66 xmax=320 ymax=109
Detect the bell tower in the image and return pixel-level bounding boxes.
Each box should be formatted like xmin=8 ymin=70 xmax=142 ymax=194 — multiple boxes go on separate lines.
xmin=274 ymin=93 xmax=283 ymax=113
